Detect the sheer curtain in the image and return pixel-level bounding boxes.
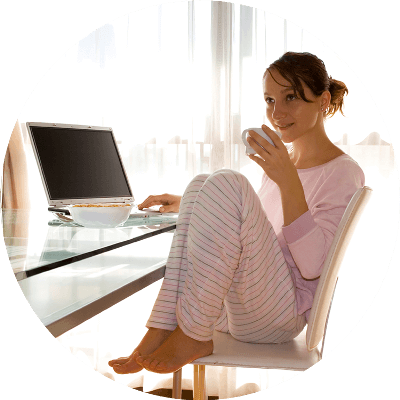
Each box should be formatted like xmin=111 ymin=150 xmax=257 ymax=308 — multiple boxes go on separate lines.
xmin=15 ymin=0 xmax=398 ymax=397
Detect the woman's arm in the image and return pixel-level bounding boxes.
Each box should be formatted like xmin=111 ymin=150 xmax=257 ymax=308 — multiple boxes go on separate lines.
xmin=247 ymin=125 xmax=308 ymax=226
xmin=281 ymin=162 xmax=365 ymax=279
xmin=278 ymin=172 xmax=309 ymax=227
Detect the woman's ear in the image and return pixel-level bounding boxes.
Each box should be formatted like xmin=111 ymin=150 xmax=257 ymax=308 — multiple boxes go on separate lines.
xmin=321 ymin=90 xmax=331 ymax=112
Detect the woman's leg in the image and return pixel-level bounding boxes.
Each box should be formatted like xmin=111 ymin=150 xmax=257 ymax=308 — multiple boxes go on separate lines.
xmin=177 ymin=169 xmax=304 ymax=343
xmin=145 ymin=173 xmax=212 ymax=330
xmin=109 ymin=174 xmax=212 ymax=374
xmin=137 ymin=169 xmax=305 ymax=373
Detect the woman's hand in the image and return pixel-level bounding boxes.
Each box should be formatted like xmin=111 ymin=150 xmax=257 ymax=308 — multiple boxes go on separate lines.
xmin=247 ymin=125 xmax=296 ymax=189
xmin=138 ymin=194 xmax=182 ymax=213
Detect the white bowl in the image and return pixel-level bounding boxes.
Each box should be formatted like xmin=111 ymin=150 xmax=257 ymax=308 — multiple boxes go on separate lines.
xmin=68 ymin=203 xmax=133 ymax=228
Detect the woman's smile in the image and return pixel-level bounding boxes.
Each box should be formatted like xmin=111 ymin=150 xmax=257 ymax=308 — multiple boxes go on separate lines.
xmin=275 ymin=123 xmax=294 ymax=130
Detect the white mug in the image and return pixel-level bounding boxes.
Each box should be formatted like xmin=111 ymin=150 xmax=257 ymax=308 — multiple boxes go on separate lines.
xmin=242 ymin=127 xmax=281 ymax=155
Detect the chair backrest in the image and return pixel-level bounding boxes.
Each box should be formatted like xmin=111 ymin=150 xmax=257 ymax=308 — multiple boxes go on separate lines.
xmin=306 ymin=186 xmax=373 ymax=351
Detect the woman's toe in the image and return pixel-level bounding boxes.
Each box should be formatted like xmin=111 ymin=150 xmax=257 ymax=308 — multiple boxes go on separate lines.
xmin=141 ymin=357 xmax=152 ymax=368
xmin=149 ymin=358 xmax=160 ymax=370
xmin=155 ymin=362 xmax=167 ymax=371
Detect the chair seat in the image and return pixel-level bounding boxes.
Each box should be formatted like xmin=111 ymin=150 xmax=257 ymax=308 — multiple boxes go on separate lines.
xmin=191 ymin=329 xmax=321 ymax=371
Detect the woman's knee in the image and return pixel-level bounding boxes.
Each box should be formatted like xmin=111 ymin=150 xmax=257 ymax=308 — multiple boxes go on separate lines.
xmin=197 ymin=173 xmax=211 ymax=183
xmin=206 ymin=169 xmax=252 ymax=195
xmin=209 ymin=169 xmax=244 ymax=180
xmin=184 ymin=170 xmax=255 ymax=209
xmin=183 ymin=174 xmax=210 ymax=196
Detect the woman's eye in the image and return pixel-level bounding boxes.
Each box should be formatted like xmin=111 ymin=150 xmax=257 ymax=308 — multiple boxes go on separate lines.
xmin=265 ymin=94 xmax=297 ymax=104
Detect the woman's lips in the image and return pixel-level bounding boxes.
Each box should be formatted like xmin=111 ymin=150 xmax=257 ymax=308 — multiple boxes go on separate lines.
xmin=276 ymin=123 xmax=294 ymax=130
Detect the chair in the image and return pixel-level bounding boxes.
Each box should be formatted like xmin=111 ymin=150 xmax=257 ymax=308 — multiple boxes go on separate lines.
xmin=171 ymin=186 xmax=373 ymax=400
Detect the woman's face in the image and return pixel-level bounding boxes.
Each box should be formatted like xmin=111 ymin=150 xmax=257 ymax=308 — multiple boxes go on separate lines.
xmin=263 ymin=69 xmax=324 ymax=144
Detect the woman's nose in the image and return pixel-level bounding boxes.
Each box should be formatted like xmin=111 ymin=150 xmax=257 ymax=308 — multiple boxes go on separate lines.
xmin=271 ymin=103 xmax=287 ymax=121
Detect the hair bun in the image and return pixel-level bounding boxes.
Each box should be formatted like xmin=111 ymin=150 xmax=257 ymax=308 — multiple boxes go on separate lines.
xmin=327 ymin=77 xmax=348 ymax=117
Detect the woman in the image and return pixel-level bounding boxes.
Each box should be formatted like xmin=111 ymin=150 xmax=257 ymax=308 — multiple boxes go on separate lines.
xmin=109 ymin=52 xmax=365 ymax=374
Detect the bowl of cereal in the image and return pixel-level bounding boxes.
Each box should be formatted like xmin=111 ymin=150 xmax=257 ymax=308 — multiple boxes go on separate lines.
xmin=68 ymin=203 xmax=133 ymax=228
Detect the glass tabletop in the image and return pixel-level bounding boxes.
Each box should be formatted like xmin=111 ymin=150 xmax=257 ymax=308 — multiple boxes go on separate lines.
xmin=2 ymin=208 xmax=177 ymax=280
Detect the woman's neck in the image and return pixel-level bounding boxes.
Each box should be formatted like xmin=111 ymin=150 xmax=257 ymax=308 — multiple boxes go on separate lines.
xmin=289 ymin=129 xmax=345 ymax=169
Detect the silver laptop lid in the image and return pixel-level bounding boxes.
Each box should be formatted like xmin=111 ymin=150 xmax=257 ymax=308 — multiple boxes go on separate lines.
xmin=26 ymin=122 xmax=135 ymax=207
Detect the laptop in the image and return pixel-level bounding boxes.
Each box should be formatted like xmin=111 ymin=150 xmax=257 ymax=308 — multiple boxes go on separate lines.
xmin=26 ymin=122 xmax=169 ymax=219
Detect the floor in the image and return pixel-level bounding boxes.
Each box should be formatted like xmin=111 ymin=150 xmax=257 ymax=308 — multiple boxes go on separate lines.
xmin=135 ymin=387 xmax=219 ymax=400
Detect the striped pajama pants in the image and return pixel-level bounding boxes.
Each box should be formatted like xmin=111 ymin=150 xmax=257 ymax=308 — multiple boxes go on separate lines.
xmin=146 ymin=169 xmax=306 ymax=344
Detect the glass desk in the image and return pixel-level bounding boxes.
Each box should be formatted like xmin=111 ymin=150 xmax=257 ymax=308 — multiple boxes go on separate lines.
xmin=2 ymin=208 xmax=177 ymax=337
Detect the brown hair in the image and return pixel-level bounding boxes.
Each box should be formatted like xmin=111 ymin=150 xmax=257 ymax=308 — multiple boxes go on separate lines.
xmin=264 ymin=52 xmax=348 ymax=118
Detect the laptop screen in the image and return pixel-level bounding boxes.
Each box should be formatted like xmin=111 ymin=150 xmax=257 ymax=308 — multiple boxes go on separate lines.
xmin=27 ymin=123 xmax=134 ymax=206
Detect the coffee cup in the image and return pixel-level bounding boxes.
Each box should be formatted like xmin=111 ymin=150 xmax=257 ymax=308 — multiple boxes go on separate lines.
xmin=242 ymin=127 xmax=281 ymax=155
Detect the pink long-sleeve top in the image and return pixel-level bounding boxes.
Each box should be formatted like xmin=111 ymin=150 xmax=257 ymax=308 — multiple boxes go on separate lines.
xmin=257 ymin=154 xmax=365 ymax=321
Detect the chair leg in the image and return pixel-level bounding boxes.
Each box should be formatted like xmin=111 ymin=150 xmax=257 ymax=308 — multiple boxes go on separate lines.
xmin=199 ymin=365 xmax=206 ymax=400
xmin=193 ymin=364 xmax=206 ymax=400
xmin=172 ymin=368 xmax=182 ymax=399
xmin=194 ymin=365 xmax=199 ymax=399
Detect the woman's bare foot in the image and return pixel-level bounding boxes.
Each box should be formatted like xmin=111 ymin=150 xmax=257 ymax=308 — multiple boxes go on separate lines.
xmin=108 ymin=328 xmax=173 ymax=374
xmin=136 ymin=325 xmax=213 ymax=374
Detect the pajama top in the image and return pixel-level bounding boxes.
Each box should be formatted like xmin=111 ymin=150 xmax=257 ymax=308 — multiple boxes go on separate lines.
xmin=257 ymin=154 xmax=365 ymax=321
